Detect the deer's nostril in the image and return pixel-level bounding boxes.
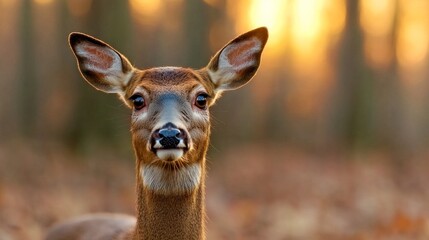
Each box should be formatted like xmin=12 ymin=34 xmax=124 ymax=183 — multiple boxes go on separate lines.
xmin=159 ymin=137 xmax=180 ymax=148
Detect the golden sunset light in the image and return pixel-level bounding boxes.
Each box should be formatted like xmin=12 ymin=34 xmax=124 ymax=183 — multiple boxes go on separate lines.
xmin=360 ymin=0 xmax=395 ymax=37
xmin=360 ymin=0 xmax=395 ymax=68
xmin=396 ymin=0 xmax=429 ymax=70
xmin=247 ymin=0 xmax=289 ymax=46
xmin=229 ymin=0 xmax=345 ymax=74
xmin=130 ymin=0 xmax=162 ymax=19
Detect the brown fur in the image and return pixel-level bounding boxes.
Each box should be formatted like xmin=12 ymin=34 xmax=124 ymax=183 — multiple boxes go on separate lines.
xmin=45 ymin=27 xmax=268 ymax=240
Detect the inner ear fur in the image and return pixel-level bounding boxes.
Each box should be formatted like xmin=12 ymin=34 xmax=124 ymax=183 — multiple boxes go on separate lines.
xmin=69 ymin=32 xmax=134 ymax=93
xmin=206 ymin=27 xmax=268 ymax=92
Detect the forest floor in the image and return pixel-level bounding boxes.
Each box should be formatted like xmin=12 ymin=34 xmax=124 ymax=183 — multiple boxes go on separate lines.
xmin=1 ymin=142 xmax=429 ymax=240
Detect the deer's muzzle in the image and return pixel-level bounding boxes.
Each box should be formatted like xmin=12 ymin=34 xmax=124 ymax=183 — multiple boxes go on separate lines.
xmin=150 ymin=122 xmax=189 ymax=161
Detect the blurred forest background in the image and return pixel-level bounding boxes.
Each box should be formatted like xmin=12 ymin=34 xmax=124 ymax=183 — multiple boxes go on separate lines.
xmin=1 ymin=0 xmax=429 ymax=239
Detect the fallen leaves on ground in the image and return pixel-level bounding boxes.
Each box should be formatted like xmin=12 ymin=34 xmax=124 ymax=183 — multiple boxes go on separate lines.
xmin=1 ymin=143 xmax=429 ymax=240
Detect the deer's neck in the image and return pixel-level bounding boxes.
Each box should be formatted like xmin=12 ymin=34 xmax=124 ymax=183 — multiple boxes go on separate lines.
xmin=133 ymin=161 xmax=206 ymax=240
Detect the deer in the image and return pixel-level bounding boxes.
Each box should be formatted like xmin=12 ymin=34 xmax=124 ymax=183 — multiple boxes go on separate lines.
xmin=45 ymin=27 xmax=268 ymax=240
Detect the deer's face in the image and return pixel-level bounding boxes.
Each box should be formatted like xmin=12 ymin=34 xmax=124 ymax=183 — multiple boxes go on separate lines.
xmin=124 ymin=67 xmax=215 ymax=166
xmin=69 ymin=28 xmax=267 ymax=194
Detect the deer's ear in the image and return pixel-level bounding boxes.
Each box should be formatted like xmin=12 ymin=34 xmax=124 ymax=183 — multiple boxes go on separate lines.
xmin=206 ymin=27 xmax=268 ymax=93
xmin=69 ymin=32 xmax=134 ymax=93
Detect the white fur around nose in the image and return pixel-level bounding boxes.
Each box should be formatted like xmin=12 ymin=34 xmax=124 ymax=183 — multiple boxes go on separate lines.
xmin=141 ymin=163 xmax=202 ymax=195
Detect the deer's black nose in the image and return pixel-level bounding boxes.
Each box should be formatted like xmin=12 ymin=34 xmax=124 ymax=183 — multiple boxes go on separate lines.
xmin=151 ymin=123 xmax=187 ymax=149
xmin=159 ymin=127 xmax=181 ymax=147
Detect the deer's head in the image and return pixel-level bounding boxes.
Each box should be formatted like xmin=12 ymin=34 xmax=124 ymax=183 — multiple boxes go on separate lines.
xmin=69 ymin=28 xmax=268 ymax=195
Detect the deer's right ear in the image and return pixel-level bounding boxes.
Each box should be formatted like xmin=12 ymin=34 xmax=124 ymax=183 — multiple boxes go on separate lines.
xmin=69 ymin=32 xmax=134 ymax=93
xmin=205 ymin=27 xmax=268 ymax=93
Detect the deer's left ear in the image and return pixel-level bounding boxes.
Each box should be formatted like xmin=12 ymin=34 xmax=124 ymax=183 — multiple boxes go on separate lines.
xmin=206 ymin=27 xmax=268 ymax=92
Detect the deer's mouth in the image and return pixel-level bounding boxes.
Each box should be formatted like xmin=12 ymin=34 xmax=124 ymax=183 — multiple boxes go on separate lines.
xmin=152 ymin=148 xmax=187 ymax=161
xmin=150 ymin=136 xmax=189 ymax=161
xmin=150 ymin=134 xmax=189 ymax=161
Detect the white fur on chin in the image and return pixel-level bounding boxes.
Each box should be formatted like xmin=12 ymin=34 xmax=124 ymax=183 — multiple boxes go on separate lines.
xmin=156 ymin=149 xmax=184 ymax=161
xmin=141 ymin=163 xmax=202 ymax=195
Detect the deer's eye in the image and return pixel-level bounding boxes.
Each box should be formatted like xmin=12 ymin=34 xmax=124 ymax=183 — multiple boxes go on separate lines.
xmin=195 ymin=93 xmax=209 ymax=110
xmin=129 ymin=94 xmax=145 ymax=110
